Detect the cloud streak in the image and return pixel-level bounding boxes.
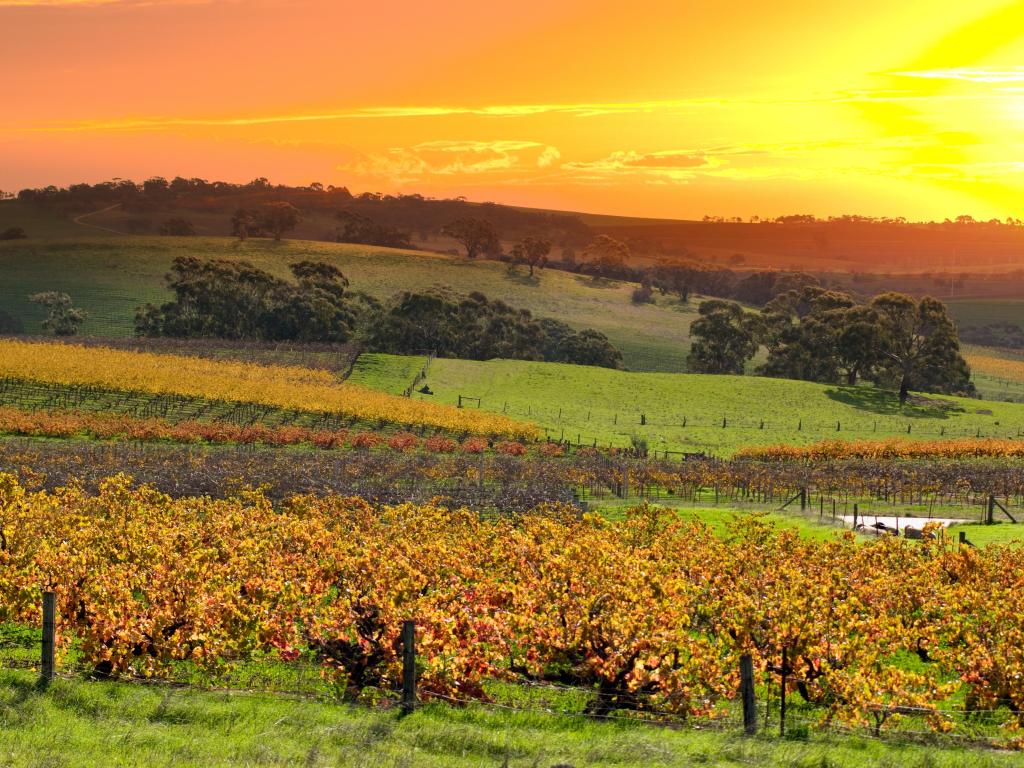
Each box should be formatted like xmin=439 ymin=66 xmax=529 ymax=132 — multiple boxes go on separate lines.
xmin=889 ymin=67 xmax=1024 ymax=84
xmin=0 ymin=0 xmax=220 ymax=6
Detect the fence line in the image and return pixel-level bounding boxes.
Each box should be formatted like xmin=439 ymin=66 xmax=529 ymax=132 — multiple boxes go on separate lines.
xmin=20 ymin=605 xmax=1020 ymax=752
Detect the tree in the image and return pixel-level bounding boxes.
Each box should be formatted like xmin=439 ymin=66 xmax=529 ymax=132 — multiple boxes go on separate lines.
xmin=0 ymin=309 xmax=24 ymax=334
xmin=835 ymin=306 xmax=886 ymax=385
xmin=441 ymin=218 xmax=501 ymax=259
xmin=158 ymin=218 xmax=195 ymax=236
xmin=687 ymin=300 xmax=760 ymax=374
xmin=134 ymin=257 xmax=358 ymax=342
xmin=231 ymin=209 xmax=257 ymax=241
xmin=335 ymin=211 xmax=412 ymax=249
xmin=246 ymin=202 xmax=302 ymax=241
xmin=871 ymin=292 xmax=974 ymax=403
xmin=582 ymin=235 xmax=629 ymax=279
xmin=28 ymin=292 xmax=88 ymax=336
xmin=363 ymin=291 xmax=622 ymax=368
xmin=510 ymin=236 xmax=551 ymax=276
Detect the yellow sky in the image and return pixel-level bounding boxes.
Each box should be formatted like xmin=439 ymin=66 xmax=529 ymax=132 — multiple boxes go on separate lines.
xmin=3 ymin=0 xmax=1024 ymax=219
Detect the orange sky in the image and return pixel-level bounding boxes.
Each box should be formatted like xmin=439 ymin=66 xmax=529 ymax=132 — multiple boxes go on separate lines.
xmin=4 ymin=0 xmax=1024 ymax=219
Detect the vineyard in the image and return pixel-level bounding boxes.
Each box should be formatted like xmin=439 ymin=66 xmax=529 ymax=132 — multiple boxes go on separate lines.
xmin=2 ymin=473 xmax=1024 ymax=749
xmin=0 ymin=339 xmax=535 ymax=439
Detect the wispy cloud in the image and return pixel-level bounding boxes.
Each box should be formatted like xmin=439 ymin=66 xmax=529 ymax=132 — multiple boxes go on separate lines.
xmin=338 ymin=141 xmax=561 ymax=184
xmin=0 ymin=0 xmax=221 ymax=6
xmin=562 ymin=150 xmax=713 ymax=182
xmin=889 ymin=67 xmax=1024 ymax=84
xmin=17 ymin=100 xmax=726 ymax=133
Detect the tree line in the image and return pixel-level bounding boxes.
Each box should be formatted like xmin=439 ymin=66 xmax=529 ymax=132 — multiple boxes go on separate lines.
xmin=687 ymin=286 xmax=974 ymax=402
xmin=134 ymin=257 xmax=623 ymax=368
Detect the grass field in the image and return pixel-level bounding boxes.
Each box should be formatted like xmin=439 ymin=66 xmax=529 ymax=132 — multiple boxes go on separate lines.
xmin=0 ymin=233 xmax=699 ymax=372
xmin=350 ymin=353 xmax=1024 ymax=454
xmin=0 ymin=669 xmax=1019 ymax=768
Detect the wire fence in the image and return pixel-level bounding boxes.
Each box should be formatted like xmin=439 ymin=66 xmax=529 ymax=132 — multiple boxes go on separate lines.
xmin=6 ymin=611 xmax=1021 ymax=754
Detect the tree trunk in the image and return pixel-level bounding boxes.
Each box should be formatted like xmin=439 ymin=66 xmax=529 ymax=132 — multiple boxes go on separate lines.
xmin=899 ymin=374 xmax=909 ymax=404
xmin=846 ymin=369 xmax=857 ymax=386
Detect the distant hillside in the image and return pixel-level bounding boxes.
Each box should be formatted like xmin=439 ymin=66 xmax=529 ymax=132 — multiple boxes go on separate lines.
xmin=6 ymin=180 xmax=1024 ymax=299
xmin=0 ymin=235 xmax=700 ymax=373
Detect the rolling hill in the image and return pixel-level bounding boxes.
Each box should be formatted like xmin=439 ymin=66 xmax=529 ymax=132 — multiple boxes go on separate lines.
xmin=0 ymin=233 xmax=699 ymax=372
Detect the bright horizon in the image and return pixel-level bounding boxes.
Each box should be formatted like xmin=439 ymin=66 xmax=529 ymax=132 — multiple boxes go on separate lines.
xmin=5 ymin=0 xmax=1024 ymax=221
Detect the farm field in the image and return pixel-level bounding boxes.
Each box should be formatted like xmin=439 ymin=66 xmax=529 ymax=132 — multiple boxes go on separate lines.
xmin=0 ymin=234 xmax=699 ymax=372
xmin=948 ymin=298 xmax=1024 ymax=328
xmin=352 ymin=353 xmax=1024 ymax=455
xmin=0 ymin=339 xmax=532 ymax=438
xmin=964 ymin=344 xmax=1024 ymax=403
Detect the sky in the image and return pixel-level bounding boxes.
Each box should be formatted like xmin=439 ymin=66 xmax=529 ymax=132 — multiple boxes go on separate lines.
xmin=4 ymin=0 xmax=1024 ymax=220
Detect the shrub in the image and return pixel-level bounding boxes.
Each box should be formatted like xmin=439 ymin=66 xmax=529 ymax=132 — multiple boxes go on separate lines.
xmin=495 ymin=440 xmax=527 ymax=456
xmin=461 ymin=436 xmax=488 ymax=454
xmin=424 ymin=435 xmax=458 ymax=453
xmin=350 ymin=431 xmax=382 ymax=450
xmin=158 ymin=218 xmax=196 ymax=236
xmin=631 ymin=284 xmax=654 ymax=304
xmin=0 ymin=227 xmax=26 ymax=240
xmin=387 ymin=432 xmax=420 ymax=452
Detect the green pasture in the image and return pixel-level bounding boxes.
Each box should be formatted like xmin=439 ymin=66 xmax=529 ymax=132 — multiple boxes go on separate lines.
xmin=0 ymin=233 xmax=698 ymax=372
xmin=351 ymin=353 xmax=1024 ymax=455
xmin=0 ymin=668 xmax=1018 ymax=767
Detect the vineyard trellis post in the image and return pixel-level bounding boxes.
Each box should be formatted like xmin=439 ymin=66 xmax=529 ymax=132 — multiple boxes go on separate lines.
xmin=740 ymin=654 xmax=757 ymax=735
xmin=779 ymin=646 xmax=787 ymax=737
xmin=41 ymin=590 xmax=55 ymax=682
xmin=401 ymin=620 xmax=417 ymax=714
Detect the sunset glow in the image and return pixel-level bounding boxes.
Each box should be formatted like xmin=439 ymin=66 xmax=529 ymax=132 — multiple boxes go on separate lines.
xmin=5 ymin=0 xmax=1024 ymax=218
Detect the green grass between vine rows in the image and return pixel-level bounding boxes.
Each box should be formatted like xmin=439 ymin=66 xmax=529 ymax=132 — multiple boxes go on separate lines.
xmin=0 ymin=670 xmax=1019 ymax=767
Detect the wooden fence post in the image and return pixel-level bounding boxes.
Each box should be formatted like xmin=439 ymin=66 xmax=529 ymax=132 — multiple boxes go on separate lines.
xmin=401 ymin=620 xmax=417 ymax=714
xmin=779 ymin=646 xmax=787 ymax=737
xmin=41 ymin=591 xmax=55 ymax=682
xmin=740 ymin=653 xmax=757 ymax=735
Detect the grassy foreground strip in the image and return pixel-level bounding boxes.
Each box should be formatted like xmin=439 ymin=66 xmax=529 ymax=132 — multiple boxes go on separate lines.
xmin=0 ymin=339 xmax=536 ymax=439
xmin=0 ymin=671 xmax=1014 ymax=768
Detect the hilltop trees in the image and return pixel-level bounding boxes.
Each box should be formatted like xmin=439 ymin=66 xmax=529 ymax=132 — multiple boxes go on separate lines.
xmin=510 ymin=236 xmax=551 ymax=276
xmin=687 ymin=300 xmax=761 ymax=374
xmin=582 ymin=235 xmax=630 ymax=279
xmin=231 ymin=209 xmax=257 ymax=241
xmin=335 ymin=211 xmax=412 ymax=249
xmin=758 ymin=287 xmax=973 ymax=400
xmin=761 ymin=287 xmax=878 ymax=384
xmin=870 ymin=292 xmax=974 ymax=402
xmin=365 ymin=291 xmax=622 ymax=368
xmin=231 ymin=203 xmax=301 ymax=241
xmin=28 ymin=292 xmax=88 ymax=336
xmin=135 ymin=257 xmax=359 ymax=342
xmin=441 ymin=218 xmax=501 ymax=259
xmin=256 ymin=202 xmax=301 ymax=240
